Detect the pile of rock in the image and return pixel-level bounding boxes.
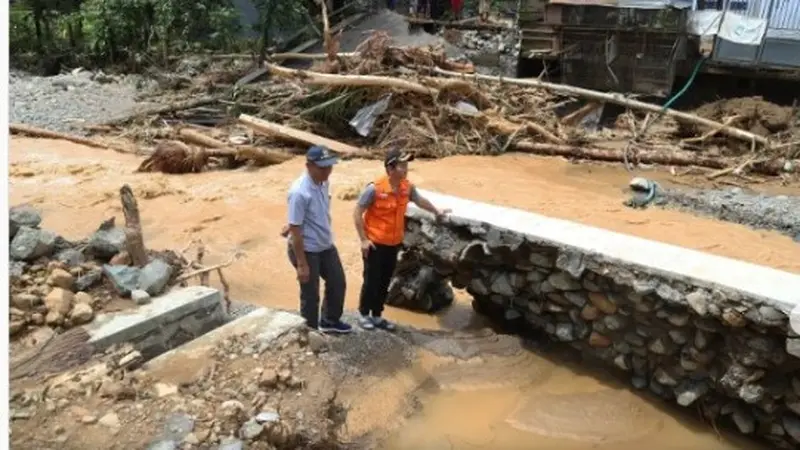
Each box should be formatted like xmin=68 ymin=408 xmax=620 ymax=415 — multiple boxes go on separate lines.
xmin=457 ymin=29 xmax=521 ymax=57
xmin=390 ymin=209 xmax=800 ymax=449
xmin=11 ymin=329 xmax=345 ymax=450
xmin=9 ymin=205 xmax=181 ymax=338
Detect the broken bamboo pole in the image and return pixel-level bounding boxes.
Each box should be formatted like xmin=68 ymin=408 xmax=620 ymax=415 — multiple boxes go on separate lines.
xmin=511 ymin=141 xmax=788 ymax=176
xmin=9 ymin=123 xmax=132 ymax=153
xmin=238 ymin=114 xmax=367 ymax=157
xmin=433 ymin=68 xmax=770 ymax=147
xmin=99 ymin=96 xmax=222 ymax=127
xmin=177 ymin=128 xmax=293 ymax=166
xmin=265 ymin=63 xmax=439 ymax=97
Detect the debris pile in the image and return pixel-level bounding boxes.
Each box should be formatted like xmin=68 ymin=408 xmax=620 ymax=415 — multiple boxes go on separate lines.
xmin=10 ymin=330 xmax=348 ymax=449
xmin=9 ymin=185 xmax=237 ymax=339
xmin=22 ymin=29 xmax=796 ymax=181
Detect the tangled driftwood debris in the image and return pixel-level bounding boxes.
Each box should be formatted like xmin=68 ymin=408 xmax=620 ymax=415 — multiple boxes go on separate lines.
xmin=58 ymin=28 xmax=798 ymax=179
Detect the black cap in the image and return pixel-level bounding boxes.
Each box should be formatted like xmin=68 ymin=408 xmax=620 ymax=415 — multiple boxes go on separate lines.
xmin=384 ymin=149 xmax=415 ymax=167
xmin=306 ymin=145 xmax=338 ymax=167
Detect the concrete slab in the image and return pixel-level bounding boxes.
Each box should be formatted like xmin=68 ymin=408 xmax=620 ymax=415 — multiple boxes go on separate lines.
xmin=145 ymin=306 xmax=306 ymax=375
xmin=85 ymin=286 xmax=226 ymax=354
xmin=412 ymin=189 xmax=800 ymax=312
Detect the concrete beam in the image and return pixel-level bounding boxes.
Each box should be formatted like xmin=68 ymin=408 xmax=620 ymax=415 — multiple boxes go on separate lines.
xmin=85 ymin=286 xmax=226 ymax=355
xmin=411 ymin=189 xmax=800 ymax=312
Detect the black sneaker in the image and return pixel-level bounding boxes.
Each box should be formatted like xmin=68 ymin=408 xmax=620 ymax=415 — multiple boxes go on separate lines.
xmin=319 ymin=320 xmax=353 ymax=334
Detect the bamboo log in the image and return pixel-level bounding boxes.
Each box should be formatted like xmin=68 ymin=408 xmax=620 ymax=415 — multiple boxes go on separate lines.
xmin=511 ymin=141 xmax=788 ymax=176
xmin=177 ymin=128 xmax=292 ymax=166
xmin=10 ymin=123 xmax=132 ymax=153
xmin=433 ymin=68 xmax=770 ymax=147
xmin=238 ymin=114 xmax=367 ymax=157
xmin=265 ymin=63 xmax=439 ymax=97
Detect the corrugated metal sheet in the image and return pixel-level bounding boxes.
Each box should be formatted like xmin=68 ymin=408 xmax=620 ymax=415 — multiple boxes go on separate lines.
xmin=766 ymin=0 xmax=800 ymax=40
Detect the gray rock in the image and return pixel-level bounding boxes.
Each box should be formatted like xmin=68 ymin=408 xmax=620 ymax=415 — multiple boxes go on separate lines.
xmin=546 ymin=272 xmax=581 ymax=291
xmin=55 ymin=248 xmax=85 ymax=267
xmin=469 ymin=278 xmax=489 ymax=296
xmin=555 ymin=251 xmax=586 ymax=278
xmin=490 ymin=273 xmax=515 ymax=296
xmin=10 ymin=205 xmax=42 ymax=238
xmin=631 ymin=376 xmax=647 ymax=389
xmin=738 ymin=384 xmax=765 ymax=404
xmin=783 ymin=414 xmax=800 ymax=443
xmin=138 ymin=259 xmax=174 ymax=296
xmin=656 ymin=283 xmax=683 ymax=304
xmin=685 ymin=289 xmax=710 ymax=316
xmin=602 ymin=315 xmax=627 ymax=331
xmin=554 ymin=323 xmax=575 ymax=342
xmin=131 ymin=289 xmax=152 ymax=305
xmin=732 ymin=408 xmax=755 ymax=434
xmin=758 ymin=305 xmax=786 ymax=326
xmin=10 ymin=227 xmax=57 ymax=261
xmin=255 ymin=410 xmax=280 ymax=424
xmin=217 ymin=437 xmax=244 ymax=450
xmin=632 ymin=279 xmax=658 ymax=295
xmin=613 ymin=354 xmax=631 ymax=371
xmin=10 ymin=261 xmax=26 ymax=280
xmin=667 ymin=313 xmax=690 ymax=327
xmin=103 ymin=265 xmax=141 ymax=295
xmin=648 ymin=337 xmax=674 ymax=355
xmin=528 ymin=252 xmax=554 ymax=268
xmin=563 ymin=291 xmax=587 ymax=308
xmin=654 ymin=368 xmax=678 ymax=386
xmin=668 ymin=329 xmax=690 ymax=345
xmin=161 ymin=413 xmax=195 ymax=439
xmin=88 ymin=226 xmax=126 ymax=259
xmin=674 ymin=380 xmax=708 ymax=407
xmin=238 ymin=419 xmax=264 ymax=440
xmin=624 ymin=332 xmax=645 ymax=347
xmin=694 ymin=330 xmax=710 ymax=350
xmin=75 ymin=268 xmax=103 ymax=291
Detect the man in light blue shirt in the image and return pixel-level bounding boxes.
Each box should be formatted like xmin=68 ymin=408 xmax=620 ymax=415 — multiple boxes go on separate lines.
xmin=285 ymin=145 xmax=352 ymax=334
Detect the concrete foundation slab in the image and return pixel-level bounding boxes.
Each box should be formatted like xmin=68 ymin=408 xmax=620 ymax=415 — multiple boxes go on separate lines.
xmin=145 ymin=307 xmax=306 ymax=382
xmin=84 ymin=286 xmax=227 ymax=359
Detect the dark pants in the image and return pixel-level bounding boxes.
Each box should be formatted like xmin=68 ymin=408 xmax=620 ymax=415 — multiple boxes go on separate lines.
xmin=359 ymin=244 xmax=401 ymax=317
xmin=288 ymin=245 xmax=346 ymax=328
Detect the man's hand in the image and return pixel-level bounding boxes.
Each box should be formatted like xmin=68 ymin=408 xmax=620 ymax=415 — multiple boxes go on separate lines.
xmin=280 ymin=224 xmax=290 ymax=237
xmin=435 ymin=208 xmax=452 ymax=222
xmin=296 ymin=262 xmax=310 ymax=283
xmin=360 ymin=239 xmax=375 ymax=258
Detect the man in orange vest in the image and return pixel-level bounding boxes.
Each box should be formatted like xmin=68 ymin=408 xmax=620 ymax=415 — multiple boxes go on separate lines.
xmin=352 ymin=149 xmax=449 ymax=330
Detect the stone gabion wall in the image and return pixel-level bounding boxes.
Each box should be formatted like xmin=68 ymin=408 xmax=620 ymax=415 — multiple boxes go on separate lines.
xmin=389 ymin=209 xmax=800 ymax=448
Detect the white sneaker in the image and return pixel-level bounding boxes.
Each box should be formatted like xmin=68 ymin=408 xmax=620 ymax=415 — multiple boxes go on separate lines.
xmin=358 ymin=315 xmax=375 ymax=330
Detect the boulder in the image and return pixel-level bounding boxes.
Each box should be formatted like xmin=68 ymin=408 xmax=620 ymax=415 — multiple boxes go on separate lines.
xmin=103 ymin=265 xmax=141 ymax=296
xmin=47 ymin=268 xmax=75 ymax=290
xmin=10 ymin=227 xmax=57 ymax=261
xmin=138 ymin=259 xmax=174 ymax=296
xmin=10 ymin=205 xmax=42 ymax=240
xmin=55 ymin=248 xmax=86 ymax=267
xmin=69 ymin=303 xmax=95 ymax=324
xmin=87 ymin=227 xmax=126 ymax=260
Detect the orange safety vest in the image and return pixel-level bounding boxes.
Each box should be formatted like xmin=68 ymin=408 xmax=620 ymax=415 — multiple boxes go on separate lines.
xmin=363 ymin=176 xmax=411 ymax=246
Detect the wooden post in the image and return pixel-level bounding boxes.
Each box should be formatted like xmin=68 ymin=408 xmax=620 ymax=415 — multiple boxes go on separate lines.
xmin=120 ymin=185 xmax=149 ymax=267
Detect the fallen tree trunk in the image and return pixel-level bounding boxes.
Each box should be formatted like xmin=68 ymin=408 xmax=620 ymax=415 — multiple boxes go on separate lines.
xmin=265 ymin=63 xmax=439 ymax=97
xmin=120 ymin=185 xmax=148 ymax=267
xmin=433 ymin=68 xmax=769 ymax=147
xmin=177 ymin=128 xmax=292 ymax=166
xmin=271 ymin=51 xmax=356 ymax=61
xmin=9 ymin=123 xmax=132 ymax=153
xmin=238 ymin=114 xmax=367 ymax=157
xmin=511 ymin=141 xmax=788 ymax=176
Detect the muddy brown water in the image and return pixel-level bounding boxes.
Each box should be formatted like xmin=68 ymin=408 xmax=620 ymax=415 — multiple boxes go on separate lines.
xmin=10 ymin=137 xmax=797 ymax=449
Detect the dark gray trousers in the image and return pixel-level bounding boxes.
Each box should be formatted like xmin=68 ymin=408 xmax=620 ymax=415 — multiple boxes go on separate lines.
xmin=288 ymin=245 xmax=346 ymax=328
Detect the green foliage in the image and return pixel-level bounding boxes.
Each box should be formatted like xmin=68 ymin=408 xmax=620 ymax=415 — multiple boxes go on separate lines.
xmin=9 ymin=0 xmax=312 ymax=73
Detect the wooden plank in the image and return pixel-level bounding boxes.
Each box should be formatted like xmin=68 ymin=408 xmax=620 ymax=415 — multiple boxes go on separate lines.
xmin=238 ymin=114 xmax=367 ymax=157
